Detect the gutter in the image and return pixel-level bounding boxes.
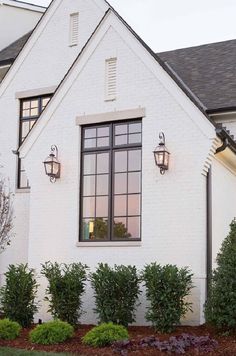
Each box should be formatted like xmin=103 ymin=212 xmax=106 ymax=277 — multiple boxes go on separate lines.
xmin=215 ymin=126 xmax=236 ymax=155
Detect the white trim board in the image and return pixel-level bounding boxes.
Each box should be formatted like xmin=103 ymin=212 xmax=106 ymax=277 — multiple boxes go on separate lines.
xmin=76 ymin=108 xmax=146 ymax=125
xmin=15 ymin=85 xmax=57 ymax=99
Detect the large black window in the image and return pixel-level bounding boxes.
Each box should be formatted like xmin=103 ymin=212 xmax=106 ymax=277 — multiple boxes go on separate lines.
xmin=18 ymin=95 xmax=51 ymax=188
xmin=80 ymin=120 xmax=142 ymax=241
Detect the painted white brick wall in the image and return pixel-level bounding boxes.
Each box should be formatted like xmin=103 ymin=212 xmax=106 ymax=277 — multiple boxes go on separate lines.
xmin=211 ymin=156 xmax=236 ymax=267
xmin=0 ymin=0 xmax=107 ymax=273
xmin=22 ymin=24 xmax=217 ymax=325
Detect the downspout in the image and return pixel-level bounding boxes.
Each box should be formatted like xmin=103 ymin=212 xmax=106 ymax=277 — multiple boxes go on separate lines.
xmin=206 ymin=166 xmax=212 ymax=298
xmin=206 ymin=135 xmax=229 ymax=298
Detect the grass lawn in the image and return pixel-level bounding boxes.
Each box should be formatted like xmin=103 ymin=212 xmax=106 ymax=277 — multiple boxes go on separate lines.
xmin=0 ymin=348 xmax=74 ymax=356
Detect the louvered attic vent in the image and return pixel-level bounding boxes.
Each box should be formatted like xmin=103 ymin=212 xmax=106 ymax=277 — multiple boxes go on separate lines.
xmin=105 ymin=58 xmax=117 ymax=101
xmin=69 ymin=13 xmax=79 ymax=46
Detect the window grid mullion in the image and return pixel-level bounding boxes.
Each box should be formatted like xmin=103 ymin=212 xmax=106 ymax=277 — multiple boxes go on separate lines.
xmin=80 ymin=120 xmax=142 ymax=241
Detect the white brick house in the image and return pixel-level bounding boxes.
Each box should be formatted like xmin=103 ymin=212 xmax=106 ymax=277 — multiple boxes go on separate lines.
xmin=0 ymin=0 xmax=236 ymax=326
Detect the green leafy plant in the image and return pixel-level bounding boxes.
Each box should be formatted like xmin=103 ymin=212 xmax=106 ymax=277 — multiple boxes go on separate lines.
xmin=41 ymin=262 xmax=88 ymax=326
xmin=90 ymin=263 xmax=140 ymax=326
xmin=0 ymin=264 xmax=38 ymax=327
xmin=142 ymin=263 xmax=193 ymax=333
xmin=205 ymin=219 xmax=236 ymax=330
xmin=0 ymin=318 xmax=21 ymax=340
xmin=29 ymin=320 xmax=74 ymax=345
xmin=82 ymin=322 xmax=128 ymax=347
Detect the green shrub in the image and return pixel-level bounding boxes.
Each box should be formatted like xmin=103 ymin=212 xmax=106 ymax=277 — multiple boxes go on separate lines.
xmin=90 ymin=263 xmax=140 ymax=326
xmin=41 ymin=262 xmax=88 ymax=326
xmin=0 ymin=264 xmax=38 ymax=327
xmin=205 ymin=219 xmax=236 ymax=330
xmin=0 ymin=318 xmax=21 ymax=340
xmin=82 ymin=322 xmax=128 ymax=347
xmin=29 ymin=320 xmax=74 ymax=345
xmin=142 ymin=263 xmax=193 ymax=333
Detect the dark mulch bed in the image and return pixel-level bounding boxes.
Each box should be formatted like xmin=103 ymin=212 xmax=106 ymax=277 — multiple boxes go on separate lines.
xmin=0 ymin=324 xmax=235 ymax=355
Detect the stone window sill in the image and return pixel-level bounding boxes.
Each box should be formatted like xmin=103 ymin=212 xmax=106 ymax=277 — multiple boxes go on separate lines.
xmin=76 ymin=241 xmax=142 ymax=247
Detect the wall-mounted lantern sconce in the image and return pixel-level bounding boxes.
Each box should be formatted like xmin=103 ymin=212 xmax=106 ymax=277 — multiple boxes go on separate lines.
xmin=153 ymin=132 xmax=170 ymax=175
xmin=43 ymin=145 xmax=61 ymax=183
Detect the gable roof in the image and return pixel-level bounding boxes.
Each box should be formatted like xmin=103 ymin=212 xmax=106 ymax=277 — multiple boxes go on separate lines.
xmin=6 ymin=2 xmax=235 ymax=157
xmin=158 ymin=39 xmax=236 ymax=113
xmin=1 ymin=0 xmax=45 ymax=12
xmin=19 ymin=8 xmax=220 ymax=158
xmin=0 ymin=32 xmax=32 ymax=66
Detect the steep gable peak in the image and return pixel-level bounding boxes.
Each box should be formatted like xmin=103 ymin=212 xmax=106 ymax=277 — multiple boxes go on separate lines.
xmin=0 ymin=0 xmax=110 ymax=95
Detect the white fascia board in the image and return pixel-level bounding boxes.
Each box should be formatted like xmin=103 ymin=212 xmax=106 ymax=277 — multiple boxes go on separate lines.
xmin=92 ymin=0 xmax=109 ymax=13
xmin=0 ymin=0 xmax=46 ymax=13
xmin=0 ymin=0 xmax=62 ymax=96
xmin=19 ymin=10 xmax=216 ymax=158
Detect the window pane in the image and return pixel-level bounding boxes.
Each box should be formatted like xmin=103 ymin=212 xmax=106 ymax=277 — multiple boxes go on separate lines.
xmin=115 ymin=135 xmax=127 ymax=146
xmin=97 ymin=126 xmax=109 ymax=137
xmin=42 ymin=97 xmax=50 ymax=108
xmin=83 ymin=197 xmax=95 ymax=217
xmin=31 ymin=100 xmax=38 ymax=108
xmin=128 ymin=133 xmax=141 ymax=144
xmin=94 ymin=218 xmax=108 ymax=240
xmin=22 ymin=109 xmax=30 ymax=118
xmin=114 ymin=151 xmax=127 ymax=172
xmin=20 ymin=170 xmax=28 ymax=188
xmin=29 ymin=120 xmax=36 ymax=129
xmin=84 ymin=138 xmax=96 ymax=149
xmin=114 ymin=173 xmax=127 ymax=194
xmin=96 ymin=196 xmax=108 ymax=217
xmin=22 ymin=101 xmax=30 ymax=110
xmin=97 ymin=153 xmax=109 ymax=174
xmin=127 ymin=217 xmax=140 ymax=239
xmin=128 ymin=150 xmax=141 ymax=171
xmin=83 ymin=175 xmax=95 ymax=196
xmin=97 ymin=174 xmax=108 ymax=195
xmin=128 ymin=172 xmax=141 ymax=193
xmin=128 ymin=194 xmax=140 ymax=216
xmin=83 ymin=155 xmax=96 ymax=175
xmin=129 ymin=123 xmax=141 ymax=133
xmin=21 ymin=121 xmax=30 ymax=141
xmin=85 ymin=128 xmax=96 ymax=138
xmin=114 ymin=195 xmax=126 ymax=216
xmin=97 ymin=137 xmax=109 ymax=147
xmin=113 ymin=218 xmax=130 ymax=239
xmin=30 ymin=107 xmax=39 ymax=116
xmin=82 ymin=219 xmax=95 ymax=240
xmin=115 ymin=124 xmax=127 ymax=135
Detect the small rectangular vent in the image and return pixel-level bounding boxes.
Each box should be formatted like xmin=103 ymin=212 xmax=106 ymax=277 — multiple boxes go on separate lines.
xmin=105 ymin=58 xmax=117 ymax=101
xmin=70 ymin=13 xmax=79 ymax=46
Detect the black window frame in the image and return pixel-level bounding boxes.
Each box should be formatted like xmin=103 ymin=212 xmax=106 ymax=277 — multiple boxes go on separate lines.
xmin=18 ymin=94 xmax=52 ymax=189
xmin=79 ymin=119 xmax=142 ymax=242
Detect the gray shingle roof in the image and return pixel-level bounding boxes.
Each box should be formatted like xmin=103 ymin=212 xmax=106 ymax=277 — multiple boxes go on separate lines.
xmin=158 ymin=39 xmax=236 ymax=112
xmin=0 ymin=32 xmax=31 ymax=65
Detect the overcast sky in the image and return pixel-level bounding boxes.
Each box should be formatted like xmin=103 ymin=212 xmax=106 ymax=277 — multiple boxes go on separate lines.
xmin=31 ymin=0 xmax=236 ymax=52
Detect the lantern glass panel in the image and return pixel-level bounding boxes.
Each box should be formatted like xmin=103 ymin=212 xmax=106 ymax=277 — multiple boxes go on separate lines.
xmin=164 ymin=152 xmax=169 ymax=168
xmin=157 ymin=151 xmax=164 ymax=166
xmin=52 ymin=160 xmax=60 ymax=175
